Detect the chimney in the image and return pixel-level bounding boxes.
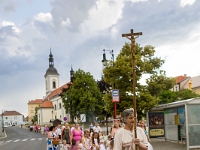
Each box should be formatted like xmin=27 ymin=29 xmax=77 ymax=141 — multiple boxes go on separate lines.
xmin=184 ymin=74 xmax=187 ymax=77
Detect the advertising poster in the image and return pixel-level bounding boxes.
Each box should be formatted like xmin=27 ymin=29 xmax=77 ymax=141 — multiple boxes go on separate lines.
xmin=148 ymin=112 xmax=165 ymax=138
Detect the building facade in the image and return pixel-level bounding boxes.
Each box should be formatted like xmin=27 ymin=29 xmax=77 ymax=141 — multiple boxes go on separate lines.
xmin=172 ymin=74 xmax=200 ymax=95
xmin=27 ymin=99 xmax=43 ymax=123
xmin=0 ymin=111 xmax=24 ymax=126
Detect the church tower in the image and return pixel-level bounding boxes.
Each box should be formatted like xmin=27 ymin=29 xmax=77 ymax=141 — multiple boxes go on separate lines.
xmin=70 ymin=65 xmax=74 ymax=82
xmin=44 ymin=49 xmax=59 ymax=95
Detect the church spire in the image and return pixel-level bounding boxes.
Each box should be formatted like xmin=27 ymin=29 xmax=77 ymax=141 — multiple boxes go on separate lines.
xmin=49 ymin=48 xmax=54 ymax=67
xmin=70 ymin=65 xmax=74 ymax=82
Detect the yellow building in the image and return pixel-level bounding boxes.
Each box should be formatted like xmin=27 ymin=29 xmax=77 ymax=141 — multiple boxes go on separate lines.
xmin=178 ymin=75 xmax=200 ymax=95
xmin=27 ymin=99 xmax=43 ymax=123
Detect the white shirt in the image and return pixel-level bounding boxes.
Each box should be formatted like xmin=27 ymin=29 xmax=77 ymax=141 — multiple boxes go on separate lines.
xmin=93 ymin=126 xmax=102 ymax=133
xmin=114 ymin=127 xmax=148 ymax=150
xmin=56 ymin=127 xmax=62 ymax=136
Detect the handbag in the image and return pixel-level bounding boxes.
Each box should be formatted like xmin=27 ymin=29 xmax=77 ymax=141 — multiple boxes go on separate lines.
xmin=72 ymin=139 xmax=76 ymax=145
xmin=52 ymin=139 xmax=60 ymax=145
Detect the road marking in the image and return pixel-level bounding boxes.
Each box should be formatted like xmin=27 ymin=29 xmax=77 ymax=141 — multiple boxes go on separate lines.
xmin=38 ymin=138 xmax=43 ymax=140
xmin=13 ymin=139 xmax=20 ymax=142
xmin=30 ymin=138 xmax=35 ymax=141
xmin=6 ymin=140 xmax=12 ymax=142
xmin=22 ymin=139 xmax=28 ymax=141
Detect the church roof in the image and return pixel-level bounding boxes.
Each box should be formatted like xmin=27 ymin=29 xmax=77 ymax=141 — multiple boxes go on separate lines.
xmin=40 ymin=101 xmax=54 ymax=108
xmin=0 ymin=110 xmax=23 ymax=116
xmin=28 ymin=99 xmax=43 ymax=104
xmin=44 ymin=66 xmax=59 ymax=77
xmin=44 ymin=82 xmax=72 ymax=101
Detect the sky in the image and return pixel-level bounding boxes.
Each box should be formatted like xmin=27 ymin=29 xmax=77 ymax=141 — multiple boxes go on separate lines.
xmin=0 ymin=0 xmax=199 ymax=117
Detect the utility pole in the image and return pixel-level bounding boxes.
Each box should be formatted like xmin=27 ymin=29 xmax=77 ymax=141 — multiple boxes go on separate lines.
xmin=2 ymin=110 xmax=4 ymax=132
xmin=122 ymin=29 xmax=142 ymax=150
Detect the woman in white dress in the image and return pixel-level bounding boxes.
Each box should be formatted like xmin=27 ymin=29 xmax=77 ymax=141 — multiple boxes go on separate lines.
xmin=114 ymin=108 xmax=148 ymax=150
xmin=91 ymin=132 xmax=100 ymax=150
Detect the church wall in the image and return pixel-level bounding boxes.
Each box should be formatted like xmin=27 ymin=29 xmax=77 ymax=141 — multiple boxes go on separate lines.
xmin=38 ymin=108 xmax=53 ymax=125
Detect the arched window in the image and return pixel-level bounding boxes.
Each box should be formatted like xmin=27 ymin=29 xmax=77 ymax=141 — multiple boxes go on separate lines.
xmin=59 ymin=103 xmax=62 ymax=109
xmin=53 ymin=81 xmax=56 ymax=88
xmin=54 ymin=104 xmax=56 ymax=110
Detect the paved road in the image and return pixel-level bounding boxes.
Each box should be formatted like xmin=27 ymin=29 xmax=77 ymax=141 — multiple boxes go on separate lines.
xmin=0 ymin=126 xmax=190 ymax=150
xmin=0 ymin=126 xmax=49 ymax=150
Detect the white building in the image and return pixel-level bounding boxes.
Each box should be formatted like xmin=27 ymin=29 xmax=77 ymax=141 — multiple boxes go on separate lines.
xmin=36 ymin=50 xmax=73 ymax=125
xmin=0 ymin=111 xmax=24 ymax=126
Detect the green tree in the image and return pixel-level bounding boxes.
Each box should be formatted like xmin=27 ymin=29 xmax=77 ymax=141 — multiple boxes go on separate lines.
xmin=159 ymin=89 xmax=200 ymax=104
xmin=32 ymin=106 xmax=39 ymax=124
xmin=146 ymin=72 xmax=175 ymax=98
xmin=103 ymin=43 xmax=174 ymax=118
xmin=177 ymin=89 xmax=200 ymax=100
xmin=62 ymin=69 xmax=103 ymax=123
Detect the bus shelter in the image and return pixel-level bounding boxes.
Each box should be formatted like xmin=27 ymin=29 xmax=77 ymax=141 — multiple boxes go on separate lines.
xmin=149 ymin=97 xmax=200 ymax=150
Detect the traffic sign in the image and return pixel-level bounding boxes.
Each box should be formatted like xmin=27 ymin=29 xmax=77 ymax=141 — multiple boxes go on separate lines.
xmin=112 ymin=89 xmax=120 ymax=102
xmin=80 ymin=114 xmax=86 ymax=122
xmin=63 ymin=117 xmax=67 ymax=121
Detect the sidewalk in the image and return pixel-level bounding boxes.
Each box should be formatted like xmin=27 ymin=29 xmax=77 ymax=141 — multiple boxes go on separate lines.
xmin=151 ymin=139 xmax=187 ymax=150
xmin=0 ymin=127 xmax=6 ymax=139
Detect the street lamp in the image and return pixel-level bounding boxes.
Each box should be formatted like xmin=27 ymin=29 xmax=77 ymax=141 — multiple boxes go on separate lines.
xmin=76 ymin=110 xmax=79 ymax=123
xmin=101 ymin=49 xmax=117 ymax=119
xmin=2 ymin=110 xmax=4 ymax=132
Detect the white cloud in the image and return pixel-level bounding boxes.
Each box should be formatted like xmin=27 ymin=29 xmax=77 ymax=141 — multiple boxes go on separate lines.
xmin=180 ymin=0 xmax=196 ymax=7
xmin=1 ymin=20 xmax=20 ymax=33
xmin=126 ymin=0 xmax=147 ymax=2
xmin=61 ymin=18 xmax=71 ymax=26
xmin=34 ymin=12 xmax=52 ymax=22
xmin=80 ymin=0 xmax=124 ymax=34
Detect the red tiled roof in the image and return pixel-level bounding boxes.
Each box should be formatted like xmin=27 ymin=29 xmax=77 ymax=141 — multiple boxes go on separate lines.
xmin=44 ymin=82 xmax=72 ymax=101
xmin=175 ymin=76 xmax=187 ymax=84
xmin=28 ymin=99 xmax=43 ymax=104
xmin=40 ymin=101 xmax=53 ymax=108
xmin=0 ymin=110 xmax=23 ymax=116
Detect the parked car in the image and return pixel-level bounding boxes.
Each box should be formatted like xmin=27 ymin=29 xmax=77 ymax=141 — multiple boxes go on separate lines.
xmin=12 ymin=124 xmax=15 ymax=126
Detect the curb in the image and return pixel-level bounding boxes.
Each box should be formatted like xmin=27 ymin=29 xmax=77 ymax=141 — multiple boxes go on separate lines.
xmin=0 ymin=132 xmax=7 ymax=140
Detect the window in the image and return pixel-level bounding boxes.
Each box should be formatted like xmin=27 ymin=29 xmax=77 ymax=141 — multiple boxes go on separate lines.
xmin=60 ymin=115 xmax=61 ymax=119
xmin=59 ymin=103 xmax=62 ymax=109
xmin=55 ymin=115 xmax=57 ymax=119
xmin=5 ymin=117 xmax=8 ymax=120
xmin=54 ymin=104 xmax=56 ymax=110
xmin=53 ymin=81 xmax=56 ymax=88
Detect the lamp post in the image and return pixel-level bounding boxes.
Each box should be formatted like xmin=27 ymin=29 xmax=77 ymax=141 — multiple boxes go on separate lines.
xmin=76 ymin=110 xmax=79 ymax=123
xmin=102 ymin=49 xmax=117 ymax=119
xmin=2 ymin=110 xmax=4 ymax=132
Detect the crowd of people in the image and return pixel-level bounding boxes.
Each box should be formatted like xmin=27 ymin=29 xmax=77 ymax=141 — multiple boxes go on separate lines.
xmin=28 ymin=108 xmax=152 ymax=150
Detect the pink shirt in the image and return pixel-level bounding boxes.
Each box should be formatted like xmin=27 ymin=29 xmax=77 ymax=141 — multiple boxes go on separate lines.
xmin=72 ymin=129 xmax=82 ymax=141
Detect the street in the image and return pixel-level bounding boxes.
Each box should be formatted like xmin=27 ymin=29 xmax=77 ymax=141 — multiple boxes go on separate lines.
xmin=0 ymin=126 xmax=189 ymax=150
xmin=0 ymin=126 xmax=48 ymax=150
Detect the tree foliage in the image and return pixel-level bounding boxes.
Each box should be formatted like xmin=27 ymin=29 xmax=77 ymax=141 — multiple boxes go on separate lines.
xmin=33 ymin=106 xmax=39 ymax=124
xmin=62 ymin=69 xmax=103 ymax=122
xmin=102 ymin=43 xmax=175 ymax=118
xmin=159 ymin=89 xmax=200 ymax=104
